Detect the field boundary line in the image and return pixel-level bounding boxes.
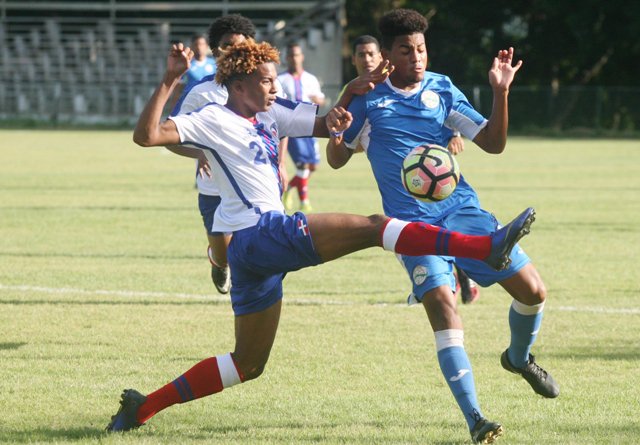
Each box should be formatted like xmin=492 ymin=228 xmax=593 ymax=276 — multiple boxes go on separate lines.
xmin=1 ymin=284 xmax=639 ymax=313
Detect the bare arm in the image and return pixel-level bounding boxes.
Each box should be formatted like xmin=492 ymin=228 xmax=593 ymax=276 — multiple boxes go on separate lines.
xmin=133 ymin=43 xmax=193 ymax=147
xmin=472 ymin=47 xmax=522 ymax=154
xmin=311 ymin=60 xmax=393 ymax=138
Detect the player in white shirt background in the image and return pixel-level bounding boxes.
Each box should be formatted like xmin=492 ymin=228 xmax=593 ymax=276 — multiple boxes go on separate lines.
xmin=167 ymin=15 xmax=266 ymax=294
xmin=278 ymin=43 xmax=326 ymax=213
xmin=106 ymin=38 xmax=535 ymax=433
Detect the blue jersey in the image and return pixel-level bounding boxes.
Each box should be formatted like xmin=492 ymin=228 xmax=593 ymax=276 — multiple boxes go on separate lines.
xmin=182 ymin=57 xmax=217 ymax=89
xmin=343 ymin=74 xmax=488 ymax=223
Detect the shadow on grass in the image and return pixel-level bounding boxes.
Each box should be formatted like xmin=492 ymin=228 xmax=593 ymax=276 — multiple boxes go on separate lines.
xmin=0 ymin=426 xmax=104 ymax=443
xmin=0 ymin=342 xmax=27 ymax=350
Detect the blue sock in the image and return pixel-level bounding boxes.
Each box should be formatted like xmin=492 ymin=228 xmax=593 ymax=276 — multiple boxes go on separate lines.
xmin=508 ymin=300 xmax=544 ymax=368
xmin=435 ymin=330 xmax=483 ymax=430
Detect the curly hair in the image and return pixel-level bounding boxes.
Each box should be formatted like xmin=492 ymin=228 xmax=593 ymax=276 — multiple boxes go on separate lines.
xmin=378 ymin=9 xmax=428 ymax=50
xmin=207 ymin=14 xmax=256 ymax=50
xmin=215 ymin=39 xmax=280 ymax=86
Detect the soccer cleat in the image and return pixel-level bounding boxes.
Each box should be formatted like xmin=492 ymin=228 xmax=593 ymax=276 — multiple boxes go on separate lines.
xmin=455 ymin=265 xmax=480 ymax=304
xmin=501 ymin=350 xmax=560 ymax=398
xmin=211 ymin=264 xmax=231 ymax=294
xmin=300 ymin=200 xmax=313 ymax=213
xmin=282 ymin=188 xmax=295 ymax=211
xmin=471 ymin=418 xmax=504 ymax=444
xmin=485 ymin=207 xmax=535 ymax=271
xmin=106 ymin=389 xmax=146 ymax=432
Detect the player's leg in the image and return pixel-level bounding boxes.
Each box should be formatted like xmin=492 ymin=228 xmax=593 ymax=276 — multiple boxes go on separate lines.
xmin=407 ymin=255 xmax=502 ymax=442
xmin=455 ymin=265 xmax=480 ymax=304
xmin=106 ymin=301 xmax=282 ymax=432
xmin=305 ymin=211 xmax=529 ymax=269
xmin=208 ymin=233 xmax=232 ymax=294
xmin=299 ymin=139 xmax=320 ymax=213
xmin=449 ymin=207 xmax=558 ymax=398
xmin=199 ymin=193 xmax=231 ymax=293
xmin=499 ymin=264 xmax=559 ymax=398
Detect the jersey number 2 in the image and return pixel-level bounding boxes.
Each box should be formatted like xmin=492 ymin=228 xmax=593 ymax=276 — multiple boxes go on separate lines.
xmin=249 ymin=141 xmax=268 ymax=165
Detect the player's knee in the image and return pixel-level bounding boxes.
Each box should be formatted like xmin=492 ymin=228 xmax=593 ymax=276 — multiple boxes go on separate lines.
xmin=367 ymin=214 xmax=389 ymax=228
xmin=242 ymin=363 xmax=267 ymax=381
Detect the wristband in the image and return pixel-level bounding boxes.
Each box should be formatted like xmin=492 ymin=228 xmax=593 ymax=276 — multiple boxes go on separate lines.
xmin=330 ymin=130 xmax=344 ymax=138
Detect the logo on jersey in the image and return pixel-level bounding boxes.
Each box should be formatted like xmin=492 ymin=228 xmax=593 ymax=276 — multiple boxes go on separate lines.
xmin=270 ymin=122 xmax=279 ymax=140
xmin=421 ymin=90 xmax=440 ymax=109
xmin=377 ymin=98 xmax=397 ymax=108
xmin=450 ymin=369 xmax=470 ymax=382
xmin=412 ymin=265 xmax=428 ymax=285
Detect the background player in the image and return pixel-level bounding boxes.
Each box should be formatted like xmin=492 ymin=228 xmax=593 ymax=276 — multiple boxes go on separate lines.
xmin=167 ymin=15 xmax=260 ymax=294
xmin=279 ymin=43 xmax=326 ymax=212
xmin=327 ymin=9 xmax=558 ymax=444
xmin=107 ymin=38 xmax=536 ymax=434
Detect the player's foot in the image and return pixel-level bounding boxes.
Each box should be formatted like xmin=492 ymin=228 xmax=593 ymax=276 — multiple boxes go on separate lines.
xmin=211 ymin=264 xmax=231 ymax=294
xmin=501 ymin=350 xmax=559 ymax=398
xmin=455 ymin=265 xmax=480 ymax=304
xmin=300 ymin=200 xmax=313 ymax=213
xmin=485 ymin=207 xmax=535 ymax=271
xmin=282 ymin=188 xmax=294 ymax=211
xmin=106 ymin=389 xmax=146 ymax=432
xmin=470 ymin=418 xmax=504 ymax=444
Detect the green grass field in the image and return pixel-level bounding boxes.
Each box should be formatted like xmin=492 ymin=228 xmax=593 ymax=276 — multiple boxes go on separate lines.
xmin=1 ymin=130 xmax=639 ymax=444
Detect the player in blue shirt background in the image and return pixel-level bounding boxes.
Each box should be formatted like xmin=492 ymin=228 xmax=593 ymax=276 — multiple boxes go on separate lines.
xmin=327 ymin=8 xmax=558 ymax=444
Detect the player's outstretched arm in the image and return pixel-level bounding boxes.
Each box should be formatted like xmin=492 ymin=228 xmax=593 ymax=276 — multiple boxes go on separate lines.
xmin=312 ymin=61 xmax=393 ymax=138
xmin=133 ymin=43 xmax=193 ymax=147
xmin=473 ymin=47 xmax=522 ymax=154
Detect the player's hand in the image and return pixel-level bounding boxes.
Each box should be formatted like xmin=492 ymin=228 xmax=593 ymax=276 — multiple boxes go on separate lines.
xmin=488 ymin=47 xmax=522 ymax=92
xmin=447 ymin=135 xmax=465 ymax=155
xmin=166 ymin=42 xmax=193 ymax=80
xmin=347 ymin=60 xmax=395 ymax=95
xmin=326 ymin=106 xmax=353 ymax=139
xmin=197 ymin=152 xmax=211 ymax=178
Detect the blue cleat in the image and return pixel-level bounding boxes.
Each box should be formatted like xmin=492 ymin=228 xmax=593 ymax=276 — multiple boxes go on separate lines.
xmin=106 ymin=389 xmax=146 ymax=432
xmin=485 ymin=207 xmax=535 ymax=271
xmin=471 ymin=418 xmax=504 ymax=444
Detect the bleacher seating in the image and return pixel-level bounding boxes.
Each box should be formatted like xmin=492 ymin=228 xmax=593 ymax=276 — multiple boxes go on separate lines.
xmin=0 ymin=0 xmax=344 ymax=123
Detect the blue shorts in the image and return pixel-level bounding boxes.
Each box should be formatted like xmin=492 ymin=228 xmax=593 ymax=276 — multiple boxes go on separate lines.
xmin=198 ymin=194 xmax=223 ymax=236
xmin=401 ymin=205 xmax=530 ymax=302
xmin=227 ymin=211 xmax=323 ymax=316
xmin=288 ymin=137 xmax=320 ymax=165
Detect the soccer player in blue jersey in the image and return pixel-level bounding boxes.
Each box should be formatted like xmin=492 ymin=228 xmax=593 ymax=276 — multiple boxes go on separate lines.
xmin=327 ymin=8 xmax=558 ymax=444
xmin=106 ymin=38 xmax=536 ymax=434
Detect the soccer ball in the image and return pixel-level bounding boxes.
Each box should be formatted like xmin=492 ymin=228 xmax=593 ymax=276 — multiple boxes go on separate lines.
xmin=401 ymin=144 xmax=460 ymax=202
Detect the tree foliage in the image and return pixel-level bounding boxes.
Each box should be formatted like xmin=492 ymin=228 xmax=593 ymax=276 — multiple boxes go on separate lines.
xmin=344 ymin=0 xmax=640 ymax=86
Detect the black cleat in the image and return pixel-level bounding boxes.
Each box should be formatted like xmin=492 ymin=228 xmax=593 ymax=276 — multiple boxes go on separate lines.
xmin=485 ymin=208 xmax=535 ymax=271
xmin=106 ymin=389 xmax=146 ymax=432
xmin=471 ymin=418 xmax=504 ymax=444
xmin=456 ymin=265 xmax=480 ymax=304
xmin=211 ymin=264 xmax=231 ymax=294
xmin=501 ymin=350 xmax=560 ymax=398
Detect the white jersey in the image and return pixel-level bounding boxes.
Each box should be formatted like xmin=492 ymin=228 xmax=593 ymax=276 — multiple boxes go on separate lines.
xmin=169 ymin=98 xmax=318 ymax=232
xmin=277 ymin=71 xmax=324 ymax=103
xmin=172 ymin=76 xmax=286 ymax=196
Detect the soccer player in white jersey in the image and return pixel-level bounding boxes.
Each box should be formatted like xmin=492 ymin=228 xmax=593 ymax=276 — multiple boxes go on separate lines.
xmin=278 ymin=42 xmax=326 ymax=212
xmin=106 ymin=38 xmax=537 ymax=433
xmin=327 ymin=9 xmax=558 ymax=443
xmin=167 ymin=15 xmax=266 ymax=294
